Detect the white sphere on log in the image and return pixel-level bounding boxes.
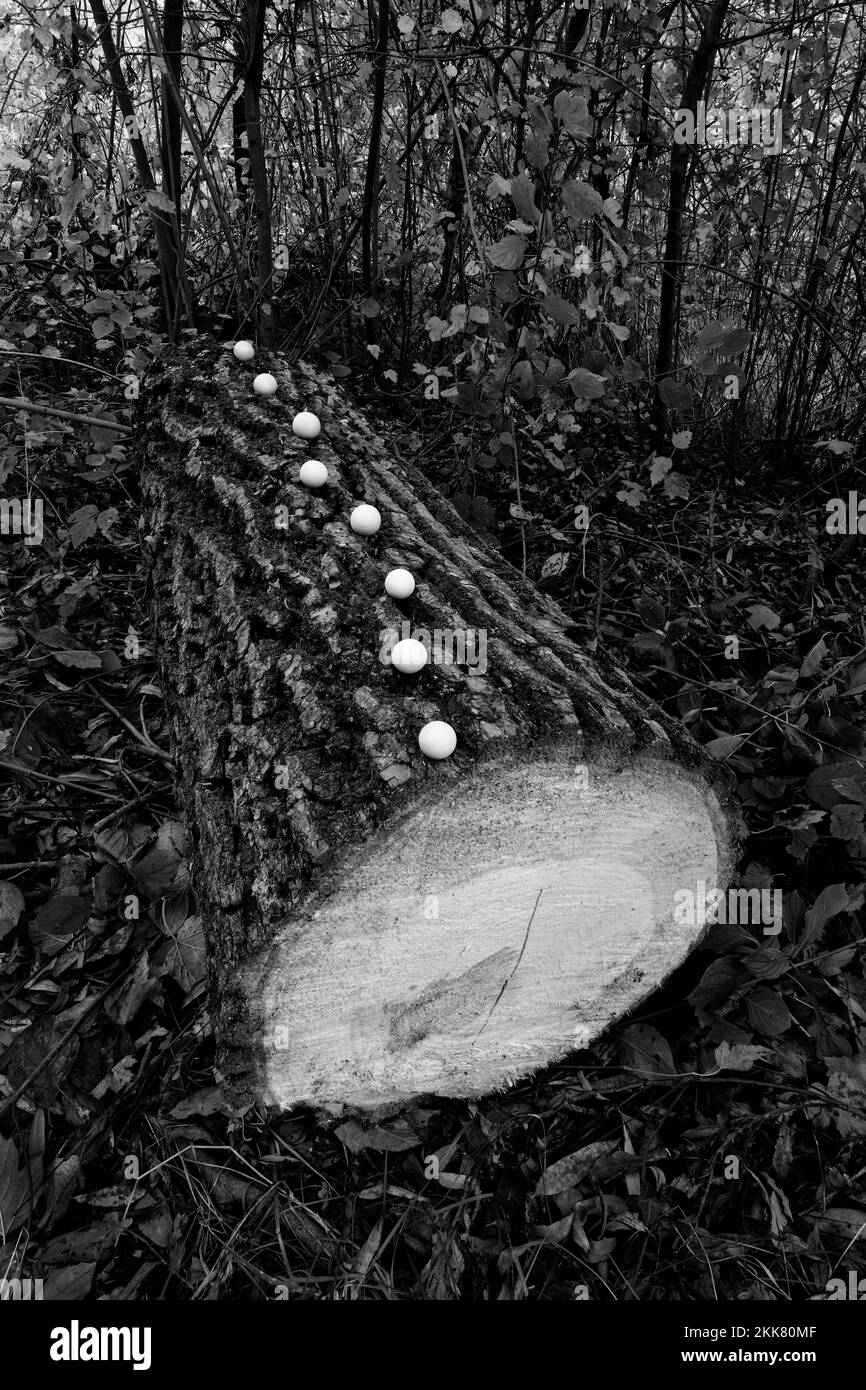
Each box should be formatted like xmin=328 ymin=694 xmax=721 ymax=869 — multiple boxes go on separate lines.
xmin=292 ymin=410 xmax=321 ymax=439
xmin=418 ymin=721 xmax=457 ymax=759
xmin=350 ymin=504 xmax=381 ymax=536
xmin=391 ymin=639 xmax=428 ymax=675
xmin=384 ymin=567 xmax=415 ymax=599
xmin=299 ymin=460 xmax=328 ymax=488
xmin=233 ymin=340 xmax=255 ymax=362
xmin=253 ymin=373 xmax=278 ymax=397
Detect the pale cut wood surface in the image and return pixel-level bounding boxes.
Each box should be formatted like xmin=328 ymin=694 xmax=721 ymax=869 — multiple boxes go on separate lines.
xmin=258 ymin=747 xmax=730 ymax=1110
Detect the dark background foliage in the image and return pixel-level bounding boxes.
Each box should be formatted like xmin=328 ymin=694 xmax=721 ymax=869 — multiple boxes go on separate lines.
xmin=0 ymin=0 xmax=865 ymax=1300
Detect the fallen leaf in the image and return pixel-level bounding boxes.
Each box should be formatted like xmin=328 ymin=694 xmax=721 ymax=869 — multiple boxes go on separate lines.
xmin=132 ymin=819 xmax=188 ymax=899
xmin=619 ymin=1022 xmax=677 ymax=1076
xmin=29 ymin=893 xmax=90 ymax=955
xmin=335 ymin=1118 xmax=420 ymax=1154
xmin=819 ymin=1055 xmax=866 ymax=1138
xmin=704 ymin=733 xmax=745 ymax=760
xmin=42 ymin=1262 xmax=96 ymax=1300
xmin=812 ymin=1207 xmax=866 ymax=1242
xmin=714 ymin=1041 xmax=771 ymax=1072
xmin=3 ymin=1016 xmax=80 ymax=1106
xmin=746 ymin=604 xmax=781 ymax=631
xmin=162 ymin=915 xmax=205 ymax=991
xmin=0 ymin=1135 xmax=31 ymax=1237
xmin=0 ymin=881 xmax=25 ymax=940
xmin=535 ymin=1140 xmax=617 ymax=1196
xmin=169 ymin=1086 xmax=235 ymax=1120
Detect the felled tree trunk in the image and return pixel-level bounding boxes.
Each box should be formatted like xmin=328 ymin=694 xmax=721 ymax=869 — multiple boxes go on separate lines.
xmin=138 ymin=343 xmax=740 ymax=1115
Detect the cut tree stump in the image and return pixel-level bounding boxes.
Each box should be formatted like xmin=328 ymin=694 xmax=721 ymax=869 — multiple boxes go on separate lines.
xmin=138 ymin=343 xmax=740 ymax=1115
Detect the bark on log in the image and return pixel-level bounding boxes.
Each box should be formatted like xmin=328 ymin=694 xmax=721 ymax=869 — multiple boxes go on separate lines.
xmin=138 ymin=343 xmax=741 ymax=1116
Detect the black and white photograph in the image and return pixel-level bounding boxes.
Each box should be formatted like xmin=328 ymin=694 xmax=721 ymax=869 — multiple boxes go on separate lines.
xmin=0 ymin=0 xmax=864 ymax=1360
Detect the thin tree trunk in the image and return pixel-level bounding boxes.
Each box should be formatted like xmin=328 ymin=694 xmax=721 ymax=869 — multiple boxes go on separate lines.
xmin=242 ymin=0 xmax=276 ymax=346
xmin=653 ymin=0 xmax=730 ymax=437
xmin=160 ymin=0 xmax=185 ymax=331
xmin=360 ymin=0 xmax=389 ymax=356
xmin=88 ymin=0 xmax=180 ymax=331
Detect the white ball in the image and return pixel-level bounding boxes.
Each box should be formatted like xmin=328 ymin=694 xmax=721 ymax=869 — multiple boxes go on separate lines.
xmin=384 ymin=567 xmax=415 ymax=600
xmin=391 ymin=638 xmax=428 ymax=675
xmin=418 ymin=721 xmax=457 ymax=760
xmin=253 ymin=373 xmax=278 ymax=397
xmin=233 ymin=340 xmax=254 ymax=362
xmin=350 ymin=504 xmax=381 ymax=536
xmin=299 ymin=459 xmax=328 ymax=489
xmin=292 ymin=410 xmax=321 ymax=439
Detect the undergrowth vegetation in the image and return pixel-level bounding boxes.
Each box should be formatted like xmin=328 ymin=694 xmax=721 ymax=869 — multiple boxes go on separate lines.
xmin=1 ymin=0 xmax=865 ymax=1299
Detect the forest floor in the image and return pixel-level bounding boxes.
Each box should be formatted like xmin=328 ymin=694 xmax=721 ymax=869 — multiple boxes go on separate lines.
xmin=1 ymin=364 xmax=865 ymax=1300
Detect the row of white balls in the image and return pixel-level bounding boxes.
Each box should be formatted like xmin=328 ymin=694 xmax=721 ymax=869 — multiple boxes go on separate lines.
xmin=233 ymin=341 xmax=457 ymax=761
